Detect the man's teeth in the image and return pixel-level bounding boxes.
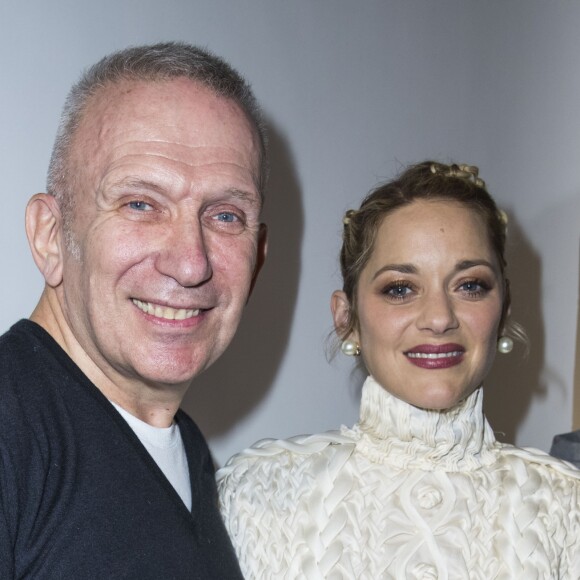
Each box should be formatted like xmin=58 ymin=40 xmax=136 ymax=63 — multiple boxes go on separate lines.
xmin=132 ymin=299 xmax=200 ymax=320
xmin=407 ymin=351 xmax=462 ymax=359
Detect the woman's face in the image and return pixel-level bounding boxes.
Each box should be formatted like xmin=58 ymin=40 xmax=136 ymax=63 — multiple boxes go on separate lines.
xmin=332 ymin=199 xmax=504 ymax=410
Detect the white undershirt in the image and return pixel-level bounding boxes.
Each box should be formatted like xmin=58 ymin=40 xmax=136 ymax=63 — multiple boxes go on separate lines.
xmin=111 ymin=402 xmax=192 ymax=510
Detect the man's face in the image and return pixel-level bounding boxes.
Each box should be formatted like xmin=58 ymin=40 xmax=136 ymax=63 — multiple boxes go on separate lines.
xmin=58 ymin=78 xmax=263 ymax=391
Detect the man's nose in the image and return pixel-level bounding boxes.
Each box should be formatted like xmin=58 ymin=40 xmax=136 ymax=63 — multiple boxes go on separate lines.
xmin=416 ymin=291 xmax=459 ymax=334
xmin=155 ymin=216 xmax=212 ymax=287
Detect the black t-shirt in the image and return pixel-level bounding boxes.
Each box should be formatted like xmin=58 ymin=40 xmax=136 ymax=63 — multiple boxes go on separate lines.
xmin=0 ymin=320 xmax=243 ymax=579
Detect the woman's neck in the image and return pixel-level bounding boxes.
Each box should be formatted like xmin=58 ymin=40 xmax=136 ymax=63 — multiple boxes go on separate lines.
xmin=355 ymin=376 xmax=498 ymax=471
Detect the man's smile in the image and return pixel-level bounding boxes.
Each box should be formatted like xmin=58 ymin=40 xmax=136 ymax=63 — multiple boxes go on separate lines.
xmin=132 ymin=298 xmax=201 ymax=320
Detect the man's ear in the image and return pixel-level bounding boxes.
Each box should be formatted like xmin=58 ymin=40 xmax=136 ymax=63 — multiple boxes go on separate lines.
xmin=25 ymin=193 xmax=65 ymax=287
xmin=248 ymin=223 xmax=268 ymax=299
xmin=331 ymin=290 xmax=356 ymax=340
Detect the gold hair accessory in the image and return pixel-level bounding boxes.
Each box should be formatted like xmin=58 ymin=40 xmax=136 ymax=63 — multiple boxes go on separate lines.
xmin=498 ymin=209 xmax=508 ymax=227
xmin=430 ymin=162 xmax=486 ymax=188
xmin=343 ymin=209 xmax=356 ymax=226
xmin=497 ymin=208 xmax=509 ymax=235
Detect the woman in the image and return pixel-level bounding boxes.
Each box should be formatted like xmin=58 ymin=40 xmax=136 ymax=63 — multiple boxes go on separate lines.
xmin=218 ymin=161 xmax=580 ymax=578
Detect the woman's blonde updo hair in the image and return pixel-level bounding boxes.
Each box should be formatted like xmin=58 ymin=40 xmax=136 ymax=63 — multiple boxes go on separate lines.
xmin=338 ymin=161 xmax=517 ymax=343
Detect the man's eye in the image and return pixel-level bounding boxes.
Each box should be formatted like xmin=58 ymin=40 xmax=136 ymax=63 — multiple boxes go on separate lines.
xmin=128 ymin=200 xmax=153 ymax=211
xmin=215 ymin=212 xmax=238 ymax=223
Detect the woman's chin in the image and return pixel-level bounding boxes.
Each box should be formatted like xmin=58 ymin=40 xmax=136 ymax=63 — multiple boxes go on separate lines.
xmin=399 ymin=385 xmax=476 ymax=412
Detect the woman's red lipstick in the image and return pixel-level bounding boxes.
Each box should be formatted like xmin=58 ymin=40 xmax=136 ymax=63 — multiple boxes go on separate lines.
xmin=405 ymin=343 xmax=464 ymax=369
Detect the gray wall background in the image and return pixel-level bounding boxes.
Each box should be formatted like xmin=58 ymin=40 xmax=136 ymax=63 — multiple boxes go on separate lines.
xmin=1 ymin=1 xmax=578 ymax=466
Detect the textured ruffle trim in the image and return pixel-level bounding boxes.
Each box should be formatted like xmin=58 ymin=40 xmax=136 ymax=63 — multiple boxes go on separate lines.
xmin=352 ymin=376 xmax=499 ymax=471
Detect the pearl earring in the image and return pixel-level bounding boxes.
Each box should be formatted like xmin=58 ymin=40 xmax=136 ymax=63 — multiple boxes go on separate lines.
xmin=341 ymin=339 xmax=361 ymax=357
xmin=497 ymin=336 xmax=513 ymax=354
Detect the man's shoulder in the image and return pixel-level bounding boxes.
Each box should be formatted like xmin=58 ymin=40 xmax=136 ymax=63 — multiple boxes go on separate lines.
xmin=0 ymin=319 xmax=64 ymax=394
xmin=0 ymin=319 xmax=53 ymax=366
xmin=0 ymin=319 xmax=32 ymax=350
xmin=0 ymin=320 xmax=42 ymax=394
xmin=0 ymin=319 xmax=87 ymax=442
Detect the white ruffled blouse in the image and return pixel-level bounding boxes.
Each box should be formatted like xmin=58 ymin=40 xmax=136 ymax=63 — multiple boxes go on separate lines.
xmin=218 ymin=377 xmax=580 ymax=579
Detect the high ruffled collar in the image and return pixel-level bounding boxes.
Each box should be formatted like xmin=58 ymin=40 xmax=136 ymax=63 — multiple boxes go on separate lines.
xmin=351 ymin=375 xmax=499 ymax=472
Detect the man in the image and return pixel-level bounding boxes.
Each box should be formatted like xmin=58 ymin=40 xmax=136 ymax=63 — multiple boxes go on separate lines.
xmin=0 ymin=42 xmax=267 ymax=578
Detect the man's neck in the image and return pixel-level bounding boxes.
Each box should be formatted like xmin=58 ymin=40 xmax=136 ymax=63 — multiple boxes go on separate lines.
xmin=30 ymin=288 xmax=187 ymax=427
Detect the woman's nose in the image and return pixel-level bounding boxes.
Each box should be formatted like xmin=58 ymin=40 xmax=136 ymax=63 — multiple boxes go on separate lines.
xmin=416 ymin=291 xmax=459 ymax=334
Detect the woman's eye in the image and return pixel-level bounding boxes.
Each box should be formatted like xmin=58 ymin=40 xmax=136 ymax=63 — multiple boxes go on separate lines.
xmin=462 ymin=281 xmax=480 ymax=292
xmin=128 ymin=200 xmax=153 ymax=211
xmin=383 ymin=282 xmax=414 ymax=300
xmin=390 ymin=286 xmax=411 ymax=297
xmin=458 ymin=279 xmax=490 ymax=296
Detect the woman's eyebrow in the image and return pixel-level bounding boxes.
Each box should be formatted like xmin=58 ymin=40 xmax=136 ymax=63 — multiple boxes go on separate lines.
xmin=372 ymin=263 xmax=417 ymax=281
xmin=454 ymin=259 xmax=495 ymax=272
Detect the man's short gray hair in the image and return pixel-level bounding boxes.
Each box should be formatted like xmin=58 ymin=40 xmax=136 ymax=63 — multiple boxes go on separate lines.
xmin=47 ymin=42 xmax=268 ymax=229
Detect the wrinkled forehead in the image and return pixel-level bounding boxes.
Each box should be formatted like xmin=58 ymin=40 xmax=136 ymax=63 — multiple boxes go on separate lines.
xmin=68 ymin=77 xmax=261 ymax=191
